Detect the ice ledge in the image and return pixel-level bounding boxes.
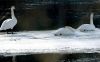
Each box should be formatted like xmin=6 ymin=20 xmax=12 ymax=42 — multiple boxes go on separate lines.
xmin=0 ymin=31 xmax=100 ymax=56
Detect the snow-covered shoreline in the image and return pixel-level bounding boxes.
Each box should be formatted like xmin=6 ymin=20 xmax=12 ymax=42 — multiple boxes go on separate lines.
xmin=0 ymin=30 xmax=100 ymax=56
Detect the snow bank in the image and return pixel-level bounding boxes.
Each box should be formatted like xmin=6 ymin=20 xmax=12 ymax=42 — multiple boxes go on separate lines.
xmin=0 ymin=30 xmax=100 ymax=56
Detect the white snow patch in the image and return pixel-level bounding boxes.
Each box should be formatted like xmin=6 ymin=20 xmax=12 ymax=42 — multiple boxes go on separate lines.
xmin=0 ymin=30 xmax=100 ymax=56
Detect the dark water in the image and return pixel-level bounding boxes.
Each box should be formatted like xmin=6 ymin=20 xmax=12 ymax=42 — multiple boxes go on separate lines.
xmin=0 ymin=53 xmax=100 ymax=62
xmin=59 ymin=53 xmax=100 ymax=62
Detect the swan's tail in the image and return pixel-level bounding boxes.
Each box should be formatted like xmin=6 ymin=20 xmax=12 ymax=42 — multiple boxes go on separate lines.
xmin=0 ymin=28 xmax=2 ymax=31
xmin=90 ymin=12 xmax=94 ymax=25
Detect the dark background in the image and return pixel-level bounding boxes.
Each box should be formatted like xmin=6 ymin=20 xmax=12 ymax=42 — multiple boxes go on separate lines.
xmin=0 ymin=0 xmax=100 ymax=31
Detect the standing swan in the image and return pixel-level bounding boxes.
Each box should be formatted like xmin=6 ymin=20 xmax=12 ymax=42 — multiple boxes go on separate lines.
xmin=77 ymin=13 xmax=95 ymax=32
xmin=0 ymin=6 xmax=17 ymax=34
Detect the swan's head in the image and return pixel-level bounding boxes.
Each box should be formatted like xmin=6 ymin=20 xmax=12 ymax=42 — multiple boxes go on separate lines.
xmin=11 ymin=6 xmax=15 ymax=9
xmin=91 ymin=12 xmax=94 ymax=17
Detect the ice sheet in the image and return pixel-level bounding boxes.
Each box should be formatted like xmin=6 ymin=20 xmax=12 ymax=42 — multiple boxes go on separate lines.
xmin=0 ymin=30 xmax=100 ymax=56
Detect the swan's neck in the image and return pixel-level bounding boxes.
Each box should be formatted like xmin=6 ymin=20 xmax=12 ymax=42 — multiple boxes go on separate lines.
xmin=90 ymin=13 xmax=94 ymax=25
xmin=11 ymin=9 xmax=16 ymax=19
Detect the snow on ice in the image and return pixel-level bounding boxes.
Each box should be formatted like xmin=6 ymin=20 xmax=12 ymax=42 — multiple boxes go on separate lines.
xmin=0 ymin=28 xmax=100 ymax=56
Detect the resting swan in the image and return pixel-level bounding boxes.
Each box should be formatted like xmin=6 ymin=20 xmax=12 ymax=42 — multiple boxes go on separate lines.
xmin=54 ymin=26 xmax=76 ymax=36
xmin=0 ymin=6 xmax=17 ymax=34
xmin=77 ymin=13 xmax=95 ymax=32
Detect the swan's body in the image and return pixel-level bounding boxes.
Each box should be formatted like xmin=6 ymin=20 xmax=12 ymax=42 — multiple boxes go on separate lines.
xmin=77 ymin=24 xmax=95 ymax=31
xmin=77 ymin=13 xmax=95 ymax=32
xmin=54 ymin=26 xmax=76 ymax=36
xmin=0 ymin=6 xmax=17 ymax=33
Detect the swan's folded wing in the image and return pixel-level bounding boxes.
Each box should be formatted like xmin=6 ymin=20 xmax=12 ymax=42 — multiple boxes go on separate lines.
xmin=0 ymin=19 xmax=12 ymax=30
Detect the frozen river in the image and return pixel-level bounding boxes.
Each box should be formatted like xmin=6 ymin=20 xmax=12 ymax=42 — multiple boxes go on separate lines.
xmin=0 ymin=30 xmax=100 ymax=56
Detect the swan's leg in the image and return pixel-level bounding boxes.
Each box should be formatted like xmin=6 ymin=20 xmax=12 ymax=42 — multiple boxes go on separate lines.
xmin=6 ymin=29 xmax=13 ymax=34
xmin=11 ymin=29 xmax=14 ymax=34
xmin=7 ymin=29 xmax=9 ymax=34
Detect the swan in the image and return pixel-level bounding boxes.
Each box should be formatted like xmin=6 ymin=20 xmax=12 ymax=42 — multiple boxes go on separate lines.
xmin=0 ymin=6 xmax=17 ymax=34
xmin=77 ymin=13 xmax=95 ymax=32
xmin=54 ymin=26 xmax=76 ymax=36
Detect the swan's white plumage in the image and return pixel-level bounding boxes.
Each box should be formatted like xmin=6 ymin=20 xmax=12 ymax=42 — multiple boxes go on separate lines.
xmin=77 ymin=13 xmax=95 ymax=32
xmin=0 ymin=6 xmax=17 ymax=31
xmin=53 ymin=26 xmax=76 ymax=36
xmin=77 ymin=24 xmax=95 ymax=32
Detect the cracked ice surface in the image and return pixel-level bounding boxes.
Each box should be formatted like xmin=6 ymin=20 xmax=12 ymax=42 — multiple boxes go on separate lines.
xmin=0 ymin=30 xmax=100 ymax=56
